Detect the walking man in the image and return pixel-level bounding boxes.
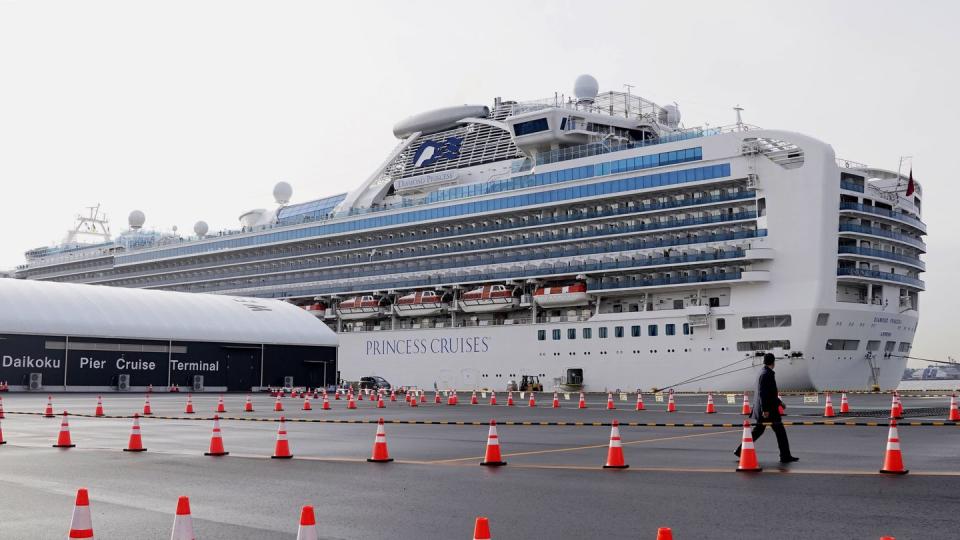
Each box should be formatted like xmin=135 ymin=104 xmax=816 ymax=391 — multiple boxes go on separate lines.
xmin=735 ymin=353 xmax=799 ymax=463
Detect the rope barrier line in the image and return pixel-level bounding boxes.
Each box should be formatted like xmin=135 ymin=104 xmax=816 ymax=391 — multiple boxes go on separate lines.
xmin=4 ymin=410 xmax=958 ymax=427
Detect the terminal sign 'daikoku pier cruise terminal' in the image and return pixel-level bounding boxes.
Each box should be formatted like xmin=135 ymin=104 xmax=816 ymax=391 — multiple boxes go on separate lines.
xmin=0 ymin=278 xmax=338 ymax=392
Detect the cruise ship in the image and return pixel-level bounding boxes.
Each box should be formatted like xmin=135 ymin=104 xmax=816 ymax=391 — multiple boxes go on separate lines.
xmin=13 ymin=75 xmax=926 ymax=392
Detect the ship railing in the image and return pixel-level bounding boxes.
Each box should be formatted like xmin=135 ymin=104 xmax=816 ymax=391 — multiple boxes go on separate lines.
xmin=162 ymin=235 xmax=756 ymax=295
xmin=837 ymin=246 xmax=925 ymax=270
xmin=838 ymin=224 xmax=926 ymax=251
xmin=839 ymin=202 xmax=925 ymax=232
xmin=836 ymin=267 xmax=925 ymax=289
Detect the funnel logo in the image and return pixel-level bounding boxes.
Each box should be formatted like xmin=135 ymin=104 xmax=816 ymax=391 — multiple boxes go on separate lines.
xmin=413 ymin=136 xmax=463 ymax=168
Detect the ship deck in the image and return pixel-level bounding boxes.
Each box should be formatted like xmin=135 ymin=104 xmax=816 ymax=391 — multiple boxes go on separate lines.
xmin=0 ymin=392 xmax=956 ymax=538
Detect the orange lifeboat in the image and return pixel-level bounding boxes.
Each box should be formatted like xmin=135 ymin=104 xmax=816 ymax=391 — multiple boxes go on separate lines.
xmin=302 ymin=302 xmax=327 ymax=318
xmin=394 ymin=290 xmax=446 ymax=317
xmin=336 ymin=295 xmax=384 ymax=320
xmin=458 ymin=285 xmax=518 ymax=313
xmin=533 ymin=282 xmax=589 ymax=308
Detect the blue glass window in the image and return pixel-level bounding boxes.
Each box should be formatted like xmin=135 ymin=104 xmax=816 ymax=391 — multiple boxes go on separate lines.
xmin=648 ymin=324 xmax=658 ymax=336
xmin=514 ymin=118 xmax=549 ymax=136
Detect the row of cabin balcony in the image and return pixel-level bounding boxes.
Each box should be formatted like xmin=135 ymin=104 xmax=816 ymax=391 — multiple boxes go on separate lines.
xmin=126 ymin=218 xmax=761 ymax=292
xmin=104 ymin=207 xmax=758 ymax=290
xmin=74 ymin=183 xmax=751 ymax=285
xmin=837 ymin=238 xmax=924 ymax=271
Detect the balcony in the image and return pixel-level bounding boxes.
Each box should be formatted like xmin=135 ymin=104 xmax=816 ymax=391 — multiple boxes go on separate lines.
xmin=837 ymin=246 xmax=925 ymax=271
xmin=839 ymin=202 xmax=925 ymax=233
xmin=840 ymin=180 xmax=865 ymax=193
xmin=836 ymin=267 xmax=925 ymax=289
xmin=838 ymin=224 xmax=926 ymax=251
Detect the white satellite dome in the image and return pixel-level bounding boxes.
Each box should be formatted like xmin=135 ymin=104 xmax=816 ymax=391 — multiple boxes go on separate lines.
xmin=273 ymin=181 xmax=293 ymax=205
xmin=128 ymin=210 xmax=146 ymax=230
xmin=662 ymin=103 xmax=681 ymax=128
xmin=573 ymin=74 xmax=599 ymax=102
xmin=193 ymin=220 xmax=209 ymax=238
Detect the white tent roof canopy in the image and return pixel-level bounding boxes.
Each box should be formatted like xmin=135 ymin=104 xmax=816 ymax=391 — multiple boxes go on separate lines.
xmin=0 ymin=278 xmax=337 ymax=348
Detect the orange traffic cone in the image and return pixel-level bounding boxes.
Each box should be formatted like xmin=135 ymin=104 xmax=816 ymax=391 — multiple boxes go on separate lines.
xmin=635 ymin=392 xmax=645 ymax=411
xmin=447 ymin=392 xmax=456 ymax=406
xmin=94 ymin=395 xmax=104 ymax=417
xmin=204 ymin=415 xmax=229 ymax=456
xmin=44 ymin=395 xmax=55 ymax=418
xmin=506 ymin=391 xmax=514 ymax=407
xmin=272 ymin=416 xmax=293 ymax=459
xmin=489 ymin=391 xmax=497 ymax=406
xmin=67 ymin=488 xmax=94 ymax=539
xmin=480 ymin=419 xmax=506 ymax=466
xmin=409 ymin=393 xmax=418 ymax=407
xmin=949 ymin=394 xmax=960 ymax=422
xmin=143 ymin=395 xmax=153 ymax=416
xmin=170 ymin=496 xmax=195 ymax=540
xmin=0 ymin=418 xmax=6 ymax=445
xmin=334 ymin=389 xmax=341 ymax=400
xmin=0 ymin=396 xmax=5 ymax=419
xmin=895 ymin=392 xmax=905 ymax=417
xmin=578 ymin=392 xmax=587 ymax=409
xmin=606 ymin=393 xmax=616 ymax=410
xmin=347 ymin=394 xmax=357 ymax=410
xmin=824 ymin=393 xmax=836 ymax=418
xmin=244 ymin=395 xmax=254 ymax=412
xmin=387 ymin=390 xmax=395 ymax=402
xmin=603 ymin=419 xmax=629 ymax=469
xmin=216 ymin=395 xmax=226 ymax=413
xmin=184 ymin=394 xmax=195 ymax=414
xmin=656 ymin=527 xmax=673 ymax=540
xmin=473 ymin=516 xmax=492 ymax=540
xmin=879 ymin=418 xmax=908 ymax=474
xmin=53 ymin=411 xmax=75 ymax=448
xmin=322 ymin=394 xmax=331 ymax=410
xmin=434 ymin=391 xmax=441 ymax=404
xmin=296 ymin=505 xmax=319 ymax=540
xmin=275 ymin=395 xmax=285 ymax=412
xmin=377 ymin=394 xmax=385 ymax=408
xmin=736 ymin=420 xmax=761 ymax=472
xmin=741 ymin=392 xmax=752 ymax=416
xmin=667 ymin=391 xmax=676 ymax=413
xmin=528 ymin=392 xmax=536 ymax=408
xmin=552 ymin=392 xmax=560 ymax=409
xmin=367 ymin=418 xmax=393 ymax=463
xmin=840 ymin=392 xmax=850 ymax=414
xmin=890 ymin=394 xmax=902 ymax=420
xmin=471 ymin=391 xmax=479 ymax=405
xmin=778 ymin=393 xmax=785 ymax=416
xmin=705 ymin=392 xmax=716 ymax=414
xmin=303 ymin=395 xmax=312 ymax=411
xmin=123 ymin=413 xmax=147 ymax=452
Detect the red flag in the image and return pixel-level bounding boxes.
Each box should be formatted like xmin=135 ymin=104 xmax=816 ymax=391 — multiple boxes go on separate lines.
xmin=905 ymin=168 xmax=915 ymax=197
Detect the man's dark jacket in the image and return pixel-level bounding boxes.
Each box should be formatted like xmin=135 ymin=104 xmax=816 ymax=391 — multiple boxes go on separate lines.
xmin=751 ymin=365 xmax=784 ymax=422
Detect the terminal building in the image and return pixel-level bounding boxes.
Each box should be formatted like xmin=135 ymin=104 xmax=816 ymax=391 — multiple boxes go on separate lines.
xmin=0 ymin=279 xmax=337 ymax=392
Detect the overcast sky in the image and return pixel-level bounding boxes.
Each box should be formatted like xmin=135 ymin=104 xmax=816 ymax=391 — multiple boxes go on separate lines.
xmin=0 ymin=1 xmax=957 ymax=366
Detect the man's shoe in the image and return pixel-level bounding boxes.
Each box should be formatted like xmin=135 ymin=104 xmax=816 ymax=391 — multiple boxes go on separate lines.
xmin=733 ymin=448 xmax=741 ymax=458
xmin=780 ymin=456 xmax=799 ymax=463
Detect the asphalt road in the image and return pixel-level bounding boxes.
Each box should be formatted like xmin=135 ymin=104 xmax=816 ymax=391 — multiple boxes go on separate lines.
xmin=0 ymin=392 xmax=957 ymax=539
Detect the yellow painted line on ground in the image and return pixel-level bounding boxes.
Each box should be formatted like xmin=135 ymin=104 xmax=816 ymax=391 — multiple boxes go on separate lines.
xmin=428 ymin=429 xmax=738 ymax=464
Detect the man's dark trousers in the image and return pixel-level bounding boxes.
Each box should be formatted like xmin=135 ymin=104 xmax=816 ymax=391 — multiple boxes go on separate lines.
xmin=750 ymin=420 xmax=792 ymax=459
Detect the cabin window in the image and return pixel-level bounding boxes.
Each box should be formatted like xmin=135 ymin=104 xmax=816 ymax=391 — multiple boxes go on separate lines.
xmin=614 ymin=326 xmax=624 ymax=338
xmin=682 ymin=323 xmax=691 ymax=335
xmin=716 ymin=318 xmax=726 ymax=331
xmin=666 ymin=324 xmax=676 ymax=336
xmin=742 ymin=315 xmax=792 ymax=329
xmin=673 ymin=300 xmax=684 ymax=310
xmin=631 ymin=325 xmax=641 ymax=337
xmin=709 ymin=297 xmax=720 ymax=308
xmin=866 ymin=340 xmax=881 ymax=351
xmin=599 ymin=327 xmax=608 ymax=339
xmin=513 ymin=118 xmax=549 ymax=136
xmin=648 ymin=324 xmax=658 ymax=336
xmin=737 ymin=340 xmax=791 ymax=351
xmin=567 ymin=329 xmax=576 ymax=340
xmin=825 ymin=339 xmax=860 ymax=351
xmin=582 ymin=328 xmax=592 ymax=339
xmin=612 ymin=304 xmax=623 ymax=313
xmin=898 ymin=342 xmax=911 ymax=352
xmin=552 ymin=329 xmax=561 ymax=340
xmin=537 ymin=330 xmax=546 ymax=341
xmin=816 ymin=313 xmax=830 ymax=326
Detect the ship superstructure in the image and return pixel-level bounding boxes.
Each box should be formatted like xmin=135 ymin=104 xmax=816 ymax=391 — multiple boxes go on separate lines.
xmin=15 ymin=75 xmax=926 ymax=391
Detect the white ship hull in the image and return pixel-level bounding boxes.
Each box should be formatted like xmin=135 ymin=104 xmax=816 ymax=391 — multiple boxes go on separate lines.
xmin=339 ymin=307 xmax=917 ymax=392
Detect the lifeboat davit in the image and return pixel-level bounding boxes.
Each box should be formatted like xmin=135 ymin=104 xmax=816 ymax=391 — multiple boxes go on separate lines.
xmin=457 ymin=285 xmax=518 ymax=313
xmin=533 ymin=282 xmax=589 ymax=308
xmin=394 ymin=290 xmax=446 ymax=317
xmin=302 ymin=302 xmax=327 ymax=318
xmin=337 ymin=295 xmax=384 ymax=320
